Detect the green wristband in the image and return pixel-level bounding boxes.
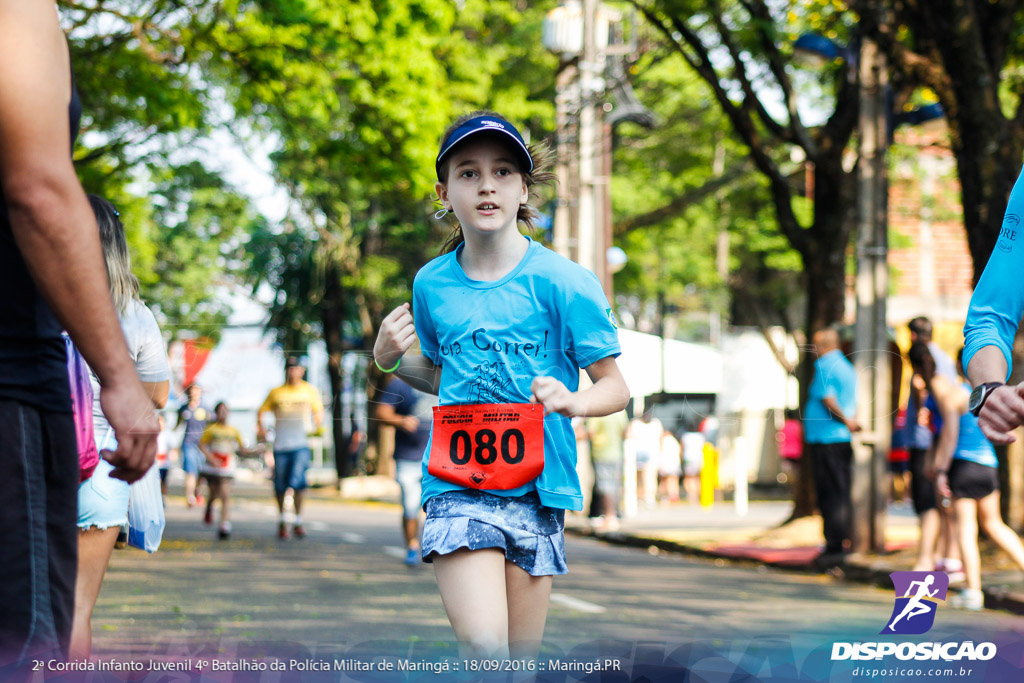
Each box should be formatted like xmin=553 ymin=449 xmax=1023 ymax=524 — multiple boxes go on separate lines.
xmin=374 ymin=357 xmax=401 ymax=373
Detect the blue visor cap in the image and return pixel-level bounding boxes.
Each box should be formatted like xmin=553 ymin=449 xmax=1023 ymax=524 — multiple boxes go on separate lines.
xmin=435 ymin=116 xmax=534 ymax=177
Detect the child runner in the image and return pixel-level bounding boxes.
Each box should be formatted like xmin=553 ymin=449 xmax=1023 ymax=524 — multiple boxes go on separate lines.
xmin=199 ymin=402 xmax=261 ymax=539
xmin=374 ymin=111 xmax=630 ymax=659
xmin=156 ymin=414 xmax=171 ymax=501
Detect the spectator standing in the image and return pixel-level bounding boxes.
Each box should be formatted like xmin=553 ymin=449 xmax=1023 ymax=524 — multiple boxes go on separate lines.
xmin=776 ymin=409 xmax=802 ymax=494
xmin=69 ymin=196 xmax=169 ymax=660
xmin=627 ymin=407 xmax=663 ymax=507
xmin=258 ymin=355 xmax=324 ymax=540
xmin=680 ymin=425 xmax=707 ymax=505
xmin=0 ymin=9 xmax=157 ymax=670
xmin=657 ymin=429 xmax=682 ymax=503
xmin=585 ymin=410 xmax=628 ymax=531
xmin=804 ymin=328 xmax=861 ymax=567
xmin=176 ymin=384 xmax=210 ymax=507
xmin=376 ymin=376 xmax=436 ymax=564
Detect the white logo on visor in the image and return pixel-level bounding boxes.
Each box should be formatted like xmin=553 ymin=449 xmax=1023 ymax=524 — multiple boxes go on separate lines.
xmin=480 ymin=120 xmax=505 ymax=129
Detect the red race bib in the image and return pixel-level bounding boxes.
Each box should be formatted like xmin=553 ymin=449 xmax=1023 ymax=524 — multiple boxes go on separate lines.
xmin=428 ymin=403 xmax=545 ymax=490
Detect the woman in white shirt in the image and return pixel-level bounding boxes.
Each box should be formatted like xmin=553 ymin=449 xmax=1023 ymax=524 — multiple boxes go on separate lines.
xmin=69 ymin=196 xmax=169 ymax=658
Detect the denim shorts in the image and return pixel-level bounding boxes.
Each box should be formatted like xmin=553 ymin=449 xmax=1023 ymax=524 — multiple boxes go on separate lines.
xmin=181 ymin=442 xmax=204 ymax=475
xmin=395 ymin=459 xmax=423 ymax=519
xmin=78 ymin=457 xmax=129 ymax=530
xmin=421 ymin=489 xmax=567 ymax=577
xmin=273 ymin=447 xmax=311 ymax=494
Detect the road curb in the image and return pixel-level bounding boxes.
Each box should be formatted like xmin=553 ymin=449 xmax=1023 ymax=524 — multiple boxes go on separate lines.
xmin=567 ymin=526 xmax=1024 ymax=616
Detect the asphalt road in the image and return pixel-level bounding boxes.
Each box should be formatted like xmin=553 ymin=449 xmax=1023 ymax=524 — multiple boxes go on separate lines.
xmin=84 ymin=492 xmax=1024 ymax=681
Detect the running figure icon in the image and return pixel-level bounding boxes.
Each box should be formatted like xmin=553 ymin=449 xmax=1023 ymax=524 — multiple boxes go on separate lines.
xmin=887 ymin=575 xmax=938 ymax=632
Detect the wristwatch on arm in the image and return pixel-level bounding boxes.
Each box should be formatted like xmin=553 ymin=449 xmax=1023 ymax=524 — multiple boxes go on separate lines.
xmin=969 ymin=382 xmax=1005 ymax=417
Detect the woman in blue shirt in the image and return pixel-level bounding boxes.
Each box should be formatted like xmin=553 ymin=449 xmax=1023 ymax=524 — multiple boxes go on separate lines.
xmin=908 ymin=343 xmax=1024 ymax=611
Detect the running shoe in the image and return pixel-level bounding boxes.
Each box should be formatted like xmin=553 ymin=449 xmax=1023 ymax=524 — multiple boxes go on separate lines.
xmin=293 ymin=524 xmax=307 ymax=539
xmin=950 ymin=589 xmax=984 ymax=611
xmin=278 ymin=522 xmax=290 ymax=540
xmin=203 ymin=505 xmax=213 ymax=525
xmin=218 ymin=523 xmax=231 ymax=540
xmin=404 ymin=548 xmax=419 ymax=565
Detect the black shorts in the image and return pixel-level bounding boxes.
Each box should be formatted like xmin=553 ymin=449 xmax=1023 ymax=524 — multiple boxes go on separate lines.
xmin=908 ymin=448 xmax=937 ymax=514
xmin=0 ymin=401 xmax=78 ymax=672
xmin=949 ymin=459 xmax=999 ymax=500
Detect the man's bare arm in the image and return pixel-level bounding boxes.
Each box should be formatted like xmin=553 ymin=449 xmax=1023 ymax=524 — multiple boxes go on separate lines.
xmin=0 ymin=3 xmax=156 ymax=481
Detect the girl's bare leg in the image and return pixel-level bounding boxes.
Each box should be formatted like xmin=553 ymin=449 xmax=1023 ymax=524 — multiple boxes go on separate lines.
xmin=953 ymin=498 xmax=982 ymax=592
xmin=69 ymin=526 xmax=119 ymax=659
xmin=433 ymin=548 xmax=510 ymax=658
xmin=505 ymin=561 xmax=552 ymax=659
xmin=977 ymin=490 xmax=1024 ymax=569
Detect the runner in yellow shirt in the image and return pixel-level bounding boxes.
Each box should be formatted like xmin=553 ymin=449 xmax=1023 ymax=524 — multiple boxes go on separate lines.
xmin=257 ymin=356 xmax=324 ymax=539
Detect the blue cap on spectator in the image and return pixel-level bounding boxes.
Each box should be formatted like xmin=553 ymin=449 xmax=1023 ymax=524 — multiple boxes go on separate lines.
xmin=435 ymin=115 xmax=533 ymax=177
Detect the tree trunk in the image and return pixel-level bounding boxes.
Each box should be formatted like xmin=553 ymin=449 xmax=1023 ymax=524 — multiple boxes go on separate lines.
xmin=320 ymin=262 xmax=349 ymax=479
xmin=791 ymin=167 xmax=853 ymax=519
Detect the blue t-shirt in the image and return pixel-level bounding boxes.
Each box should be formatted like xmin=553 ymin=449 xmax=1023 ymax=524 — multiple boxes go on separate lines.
xmin=901 ymin=389 xmax=933 ymax=450
xmin=413 ymin=236 xmax=621 ymax=511
xmin=379 ymin=377 xmax=435 ymax=462
xmin=178 ymin=403 xmax=211 ymax=446
xmin=955 ymin=382 xmax=998 ymax=468
xmin=804 ymin=349 xmax=858 ymax=444
xmin=964 ymin=164 xmax=1024 ymax=378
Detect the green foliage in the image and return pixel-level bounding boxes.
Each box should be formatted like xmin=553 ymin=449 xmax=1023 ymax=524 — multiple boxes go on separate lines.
xmin=610 ymin=45 xmax=803 ymax=333
xmin=210 ymin=0 xmax=559 ymax=346
xmin=146 ymin=162 xmax=264 ymax=341
xmin=65 ymin=2 xmax=253 ymax=337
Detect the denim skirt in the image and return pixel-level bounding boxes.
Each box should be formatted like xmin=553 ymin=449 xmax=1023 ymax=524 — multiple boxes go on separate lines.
xmin=421 ymin=489 xmax=567 ymax=576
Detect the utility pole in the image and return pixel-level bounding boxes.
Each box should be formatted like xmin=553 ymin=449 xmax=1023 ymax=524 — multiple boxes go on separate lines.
xmin=578 ymin=0 xmax=605 ymax=284
xmin=553 ymin=63 xmax=577 ymax=261
xmin=852 ymin=37 xmax=890 ymax=554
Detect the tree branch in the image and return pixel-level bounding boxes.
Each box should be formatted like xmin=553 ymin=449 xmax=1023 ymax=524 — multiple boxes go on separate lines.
xmin=631 ymin=2 xmax=807 ymax=254
xmin=614 ymin=160 xmax=751 ymax=235
xmin=738 ymin=0 xmax=818 ymax=156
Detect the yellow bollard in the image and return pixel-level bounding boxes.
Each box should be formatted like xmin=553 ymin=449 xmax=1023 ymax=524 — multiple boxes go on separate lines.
xmin=700 ymin=443 xmax=718 ymax=508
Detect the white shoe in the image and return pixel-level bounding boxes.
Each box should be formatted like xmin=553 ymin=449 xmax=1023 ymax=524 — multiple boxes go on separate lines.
xmin=950 ymin=589 xmax=984 ymax=611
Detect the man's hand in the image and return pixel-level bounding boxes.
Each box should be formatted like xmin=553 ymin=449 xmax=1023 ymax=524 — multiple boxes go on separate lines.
xmin=99 ymin=380 xmax=159 ymax=482
xmin=845 ymin=418 xmax=863 ymax=433
xmin=399 ymin=415 xmax=421 ymax=433
xmin=374 ymin=303 xmax=417 ymax=370
xmin=530 ymin=376 xmax=580 ymax=417
xmin=917 ymin=406 xmax=931 ymax=427
xmin=977 ymin=384 xmax=1024 ymax=445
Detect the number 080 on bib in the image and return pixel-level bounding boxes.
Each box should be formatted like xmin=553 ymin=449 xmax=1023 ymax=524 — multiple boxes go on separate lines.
xmin=428 ymin=403 xmax=545 ymax=490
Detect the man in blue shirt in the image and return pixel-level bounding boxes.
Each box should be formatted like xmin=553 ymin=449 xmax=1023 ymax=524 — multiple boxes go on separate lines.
xmin=804 ymin=328 xmax=861 ymax=566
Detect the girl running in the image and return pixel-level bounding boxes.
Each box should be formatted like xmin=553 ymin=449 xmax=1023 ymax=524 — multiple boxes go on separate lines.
xmin=908 ymin=343 xmax=1024 ymax=610
xmin=374 ymin=111 xmax=629 ymax=659
xmin=199 ymin=402 xmax=263 ymax=539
